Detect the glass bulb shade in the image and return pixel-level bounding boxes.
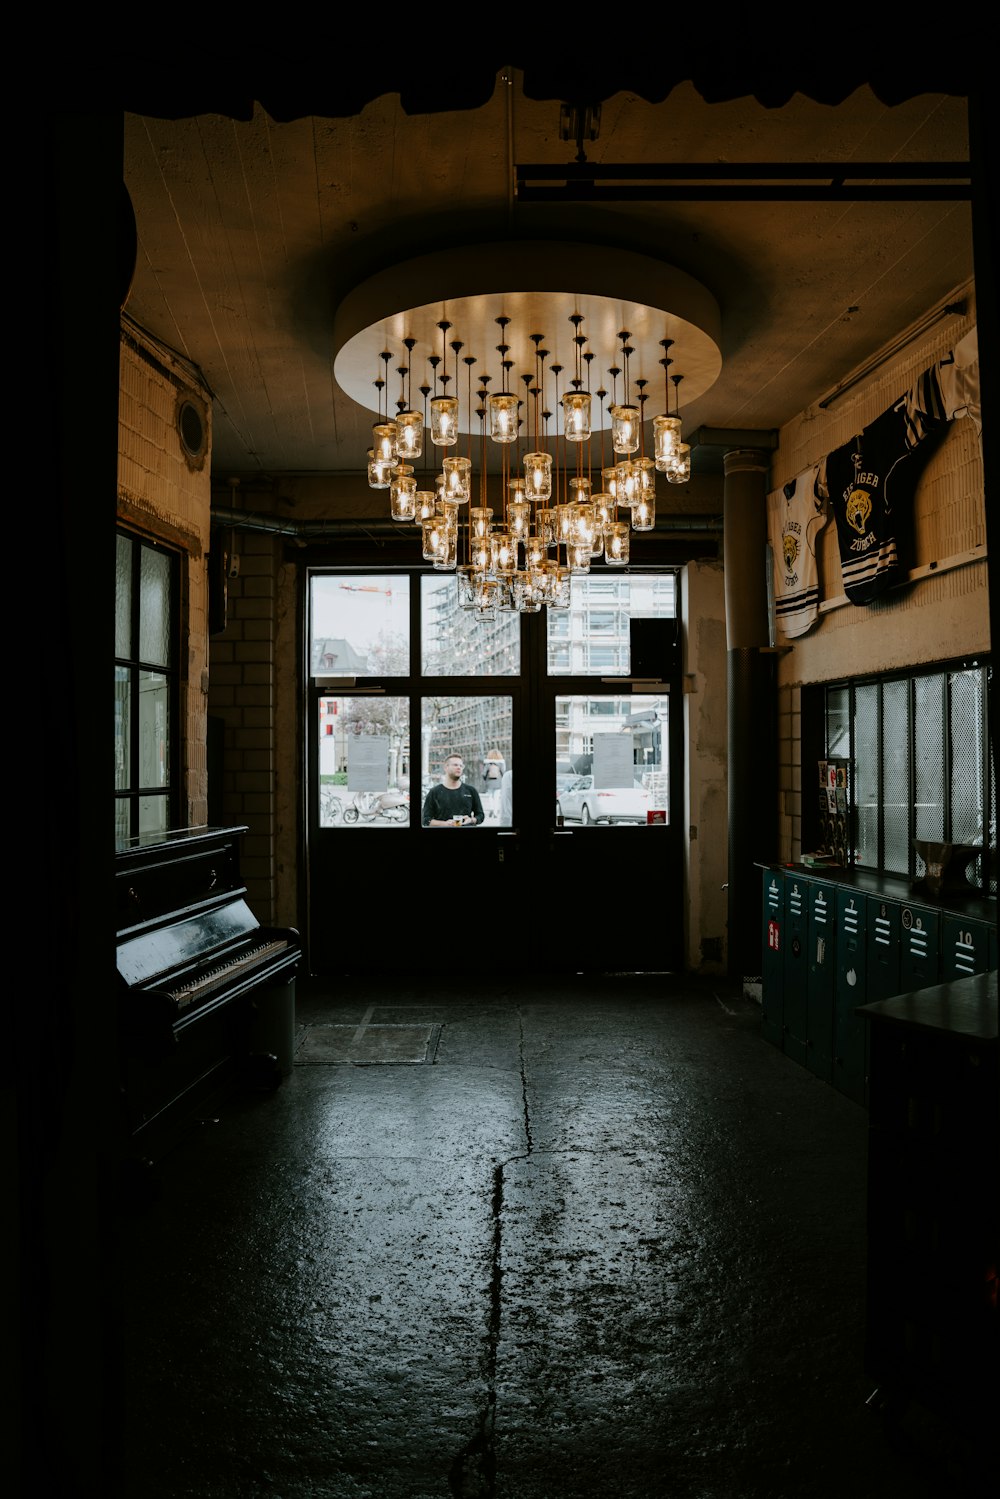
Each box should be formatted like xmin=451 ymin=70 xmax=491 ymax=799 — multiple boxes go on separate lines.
xmin=442 ymin=500 xmax=461 ymax=532
xmin=368 ymin=449 xmax=392 ymax=489
xmin=615 ymin=459 xmax=641 ymax=507
xmin=508 ymin=477 xmax=527 ymax=498
xmin=508 ymin=499 xmax=531 ymax=538
xmin=610 ymin=403 xmax=640 ymax=455
xmin=593 ymin=492 xmax=615 ymax=530
xmin=389 ymin=465 xmax=417 ymax=520
xmin=474 ymin=577 xmax=500 ymax=621
xmin=456 ymin=566 xmax=478 ymax=609
xmin=666 ymin=444 xmax=691 ymax=484
xmin=470 ymin=506 xmax=493 ymax=539
xmin=636 ymin=457 xmax=656 ymax=502
xmin=372 ymin=422 xmax=398 ymax=462
xmin=523 ymin=534 xmax=548 ymax=570
xmin=555 ymin=503 xmax=576 ymax=543
xmin=605 ymin=520 xmax=630 ymax=564
xmin=432 ymin=530 xmax=458 ymax=571
xmin=513 ymin=571 xmax=544 ymax=612
xmin=602 ymin=466 xmax=619 ymax=502
xmin=631 ymin=496 xmax=656 ymax=532
xmin=547 ymin=563 xmax=573 ymax=608
xmin=422 ymin=516 xmax=448 ymax=560
xmin=470 ymin=535 xmax=491 ymax=570
xmin=573 ymin=502 xmax=596 ymax=550
xmin=490 ymin=531 xmax=516 ymax=574
xmin=394 ymin=410 xmax=423 ymax=459
xmin=442 ymin=455 xmax=471 ymax=503
xmin=654 ymin=414 xmax=682 ymax=469
xmin=568 ymin=541 xmax=592 ymax=574
xmin=568 ymin=476 xmax=592 ymax=502
xmin=561 ymin=390 xmax=592 ymax=442
xmin=536 ymin=508 xmax=557 ymax=546
xmin=488 ymin=391 xmax=519 ymax=443
xmin=414 ymin=490 xmax=438 ymax=523
xmin=430 ymin=395 xmax=459 ymax=446
xmin=524 ymin=451 xmax=553 ymax=502
xmin=496 ymin=577 xmax=518 ymax=611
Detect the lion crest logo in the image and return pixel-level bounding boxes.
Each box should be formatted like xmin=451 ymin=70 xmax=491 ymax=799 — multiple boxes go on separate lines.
xmin=782 ymin=533 xmax=799 ymax=572
xmin=846 ymin=487 xmax=872 ymax=534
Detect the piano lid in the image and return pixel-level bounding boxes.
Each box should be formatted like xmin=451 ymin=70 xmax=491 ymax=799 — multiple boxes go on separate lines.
xmin=116 ymin=824 xmax=251 ymax=937
xmin=118 ymin=896 xmax=261 ymax=991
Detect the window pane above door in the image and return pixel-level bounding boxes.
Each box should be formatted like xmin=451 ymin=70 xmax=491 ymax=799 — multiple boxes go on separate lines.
xmin=421 ymin=575 xmax=519 ymax=676
xmin=546 ymin=573 xmax=677 ymax=675
xmin=310 ymin=575 xmax=410 ymax=679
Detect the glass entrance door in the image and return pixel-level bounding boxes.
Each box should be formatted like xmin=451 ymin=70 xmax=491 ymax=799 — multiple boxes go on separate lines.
xmin=305 ymin=568 xmax=683 ymax=975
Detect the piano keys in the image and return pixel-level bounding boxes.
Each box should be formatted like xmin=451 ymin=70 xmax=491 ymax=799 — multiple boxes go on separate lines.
xmin=116 ymin=824 xmax=300 ymax=1141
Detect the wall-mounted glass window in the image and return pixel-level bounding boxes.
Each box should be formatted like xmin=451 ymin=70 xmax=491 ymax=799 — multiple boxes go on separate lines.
xmin=815 ymin=661 xmax=994 ymax=893
xmin=115 ymin=529 xmax=179 ymax=845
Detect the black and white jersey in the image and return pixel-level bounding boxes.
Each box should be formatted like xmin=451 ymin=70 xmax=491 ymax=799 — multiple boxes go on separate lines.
xmin=936 ymin=326 xmax=981 ymax=437
xmin=766 ymin=466 xmax=827 ymax=637
xmin=818 ymin=367 xmax=947 ymax=605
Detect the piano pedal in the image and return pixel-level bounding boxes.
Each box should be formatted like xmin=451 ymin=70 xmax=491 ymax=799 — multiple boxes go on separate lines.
xmin=239 ymin=1050 xmax=283 ymax=1092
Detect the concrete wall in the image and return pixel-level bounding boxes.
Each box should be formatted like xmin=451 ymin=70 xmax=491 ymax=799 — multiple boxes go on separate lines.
xmin=117 ymin=320 xmax=212 ymax=828
xmin=767 ymin=284 xmax=987 ymax=863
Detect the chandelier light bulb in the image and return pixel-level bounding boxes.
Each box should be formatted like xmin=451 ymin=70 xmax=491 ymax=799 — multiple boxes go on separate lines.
xmin=610 ymin=402 xmax=639 ymax=455
xmin=430 ymin=395 xmax=459 ymax=446
xmin=488 ymin=391 xmax=519 ymax=443
xmin=561 ymin=390 xmax=592 ymax=442
xmin=394 ymin=409 xmax=423 ymax=459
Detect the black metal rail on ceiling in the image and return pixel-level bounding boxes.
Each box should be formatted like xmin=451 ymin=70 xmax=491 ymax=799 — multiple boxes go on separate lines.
xmin=515 ymin=161 xmax=972 ymax=203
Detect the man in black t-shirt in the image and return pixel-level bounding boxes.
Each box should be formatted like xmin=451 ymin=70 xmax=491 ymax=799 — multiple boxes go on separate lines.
xmin=421 ymin=754 xmax=485 ymax=827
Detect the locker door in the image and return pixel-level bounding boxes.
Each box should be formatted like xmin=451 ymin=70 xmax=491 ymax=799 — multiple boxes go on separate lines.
xmin=806 ymin=880 xmax=835 ymax=1081
xmin=941 ymin=916 xmax=993 ymax=980
xmin=866 ymin=897 xmax=902 ymax=1004
xmin=834 ymin=890 xmax=867 ymax=1104
xmin=899 ymin=903 xmax=940 ymax=992
xmin=782 ymin=876 xmax=809 ymax=1065
xmin=761 ymin=868 xmax=784 ymax=1048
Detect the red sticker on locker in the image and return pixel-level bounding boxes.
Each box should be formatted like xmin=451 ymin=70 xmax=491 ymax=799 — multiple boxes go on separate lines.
xmin=768 ymin=920 xmax=780 ymax=951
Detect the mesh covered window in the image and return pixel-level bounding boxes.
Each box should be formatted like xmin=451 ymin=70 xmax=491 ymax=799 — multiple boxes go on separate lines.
xmin=822 ymin=662 xmax=994 ymax=892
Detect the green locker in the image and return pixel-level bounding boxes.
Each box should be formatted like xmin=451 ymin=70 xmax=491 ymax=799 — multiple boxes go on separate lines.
xmin=761 ymin=867 xmax=784 ymax=1048
xmin=806 ymin=879 xmax=835 ymax=1081
xmin=941 ymin=914 xmax=994 ymax=980
xmin=782 ymin=874 xmax=809 ymax=1065
xmin=866 ymin=896 xmax=902 ymax=1003
xmin=899 ymin=902 xmax=940 ymax=991
xmin=834 ymin=888 xmax=868 ymax=1104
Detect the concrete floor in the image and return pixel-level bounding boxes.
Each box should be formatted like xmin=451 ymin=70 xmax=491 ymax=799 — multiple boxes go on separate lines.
xmin=114 ymin=972 xmax=992 ymax=1498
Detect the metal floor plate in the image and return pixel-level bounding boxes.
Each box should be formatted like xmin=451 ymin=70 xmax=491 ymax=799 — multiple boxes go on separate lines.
xmin=296 ymin=1023 xmax=441 ymax=1065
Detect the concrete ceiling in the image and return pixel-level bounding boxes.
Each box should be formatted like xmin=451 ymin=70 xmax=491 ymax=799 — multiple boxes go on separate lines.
xmin=121 ymin=68 xmax=973 ymax=491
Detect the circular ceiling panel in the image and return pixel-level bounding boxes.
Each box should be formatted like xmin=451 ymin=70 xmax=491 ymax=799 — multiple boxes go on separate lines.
xmin=333 ymin=242 xmax=722 ymax=435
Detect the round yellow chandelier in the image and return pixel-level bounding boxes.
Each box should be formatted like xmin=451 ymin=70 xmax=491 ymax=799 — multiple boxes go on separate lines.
xmin=333 ymin=242 xmax=722 ymax=619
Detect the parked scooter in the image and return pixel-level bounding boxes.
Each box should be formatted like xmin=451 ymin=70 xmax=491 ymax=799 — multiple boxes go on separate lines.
xmin=342 ymin=789 xmax=409 ymax=823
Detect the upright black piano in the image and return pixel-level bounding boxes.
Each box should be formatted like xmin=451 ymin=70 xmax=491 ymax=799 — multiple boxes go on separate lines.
xmin=116 ymin=824 xmax=300 ymax=1144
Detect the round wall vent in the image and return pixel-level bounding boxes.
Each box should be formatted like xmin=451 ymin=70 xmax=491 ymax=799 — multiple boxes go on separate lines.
xmin=177 ymin=393 xmax=209 ymax=470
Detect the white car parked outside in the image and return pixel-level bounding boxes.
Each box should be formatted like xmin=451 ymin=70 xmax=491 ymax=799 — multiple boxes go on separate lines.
xmin=556 ymin=775 xmax=650 ymax=825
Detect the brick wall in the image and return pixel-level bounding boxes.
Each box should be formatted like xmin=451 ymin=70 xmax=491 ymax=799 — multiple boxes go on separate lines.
xmin=206 ymin=530 xmax=279 ymax=923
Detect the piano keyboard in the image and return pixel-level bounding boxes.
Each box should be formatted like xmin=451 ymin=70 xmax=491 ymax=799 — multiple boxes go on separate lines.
xmin=168 ymin=937 xmax=289 ymax=1009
